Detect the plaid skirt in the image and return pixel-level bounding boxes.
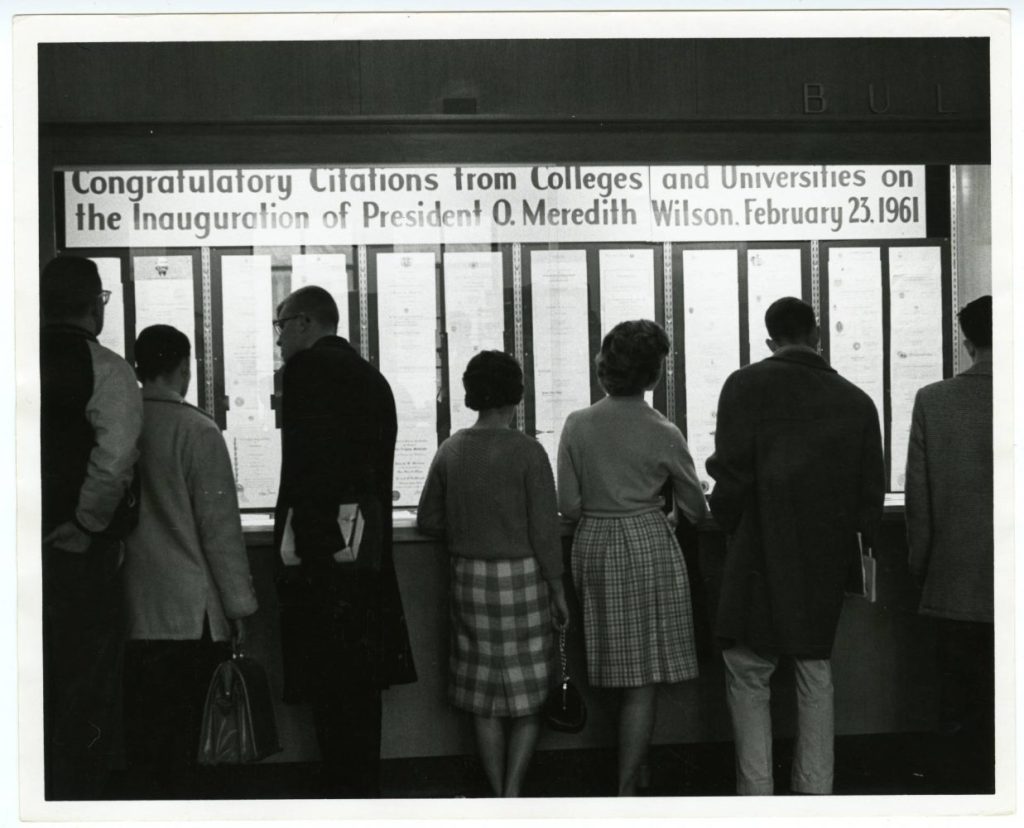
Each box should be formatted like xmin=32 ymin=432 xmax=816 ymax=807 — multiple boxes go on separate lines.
xmin=572 ymin=510 xmax=698 ymax=688
xmin=449 ymin=556 xmax=553 ymax=717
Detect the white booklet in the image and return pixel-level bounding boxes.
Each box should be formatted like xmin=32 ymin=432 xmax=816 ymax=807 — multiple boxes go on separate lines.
xmin=279 ymin=504 xmax=365 ymax=566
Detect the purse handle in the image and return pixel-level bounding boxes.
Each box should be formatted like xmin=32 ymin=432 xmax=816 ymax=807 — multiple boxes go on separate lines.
xmin=558 ymin=626 xmax=570 ymax=683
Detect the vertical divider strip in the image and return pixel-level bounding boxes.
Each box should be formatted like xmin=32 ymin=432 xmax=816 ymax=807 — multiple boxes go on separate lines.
xmin=200 ymin=246 xmax=215 ymax=411
xmin=810 ymin=240 xmax=821 ymax=322
xmin=662 ymin=241 xmax=676 ymax=423
xmin=949 ymin=166 xmax=960 ymax=375
xmin=358 ymin=245 xmax=370 ymax=361
xmin=512 ymin=242 xmax=526 ymax=431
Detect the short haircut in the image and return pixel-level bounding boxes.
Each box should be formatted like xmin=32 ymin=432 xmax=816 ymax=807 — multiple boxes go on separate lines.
xmin=958 ymin=295 xmax=992 ymax=348
xmin=40 ymin=255 xmax=102 ymax=320
xmin=596 ymin=319 xmax=669 ymax=396
xmin=463 ymin=351 xmax=524 ymax=411
xmin=279 ymin=285 xmax=339 ymax=331
xmin=135 ymin=324 xmax=191 ymax=382
xmin=765 ymin=297 xmax=816 ymax=342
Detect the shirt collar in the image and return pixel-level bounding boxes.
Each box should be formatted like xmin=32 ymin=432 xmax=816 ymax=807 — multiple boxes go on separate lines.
xmin=771 ymin=343 xmax=821 ymax=358
xmin=142 ymin=386 xmax=184 ymax=403
xmin=964 ymin=358 xmax=992 ymax=376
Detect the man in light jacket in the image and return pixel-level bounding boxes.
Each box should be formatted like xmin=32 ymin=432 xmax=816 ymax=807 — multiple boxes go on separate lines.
xmin=122 ymin=325 xmax=257 ymax=795
xmin=905 ymin=294 xmax=993 ymax=789
xmin=40 ymin=255 xmax=143 ymax=800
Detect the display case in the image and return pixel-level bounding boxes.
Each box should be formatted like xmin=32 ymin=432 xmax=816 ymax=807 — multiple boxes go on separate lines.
xmin=56 ymin=163 xmax=952 ymax=511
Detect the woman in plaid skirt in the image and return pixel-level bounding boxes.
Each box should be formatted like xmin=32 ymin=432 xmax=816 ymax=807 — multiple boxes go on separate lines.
xmin=418 ymin=351 xmax=570 ymax=797
xmin=557 ymin=320 xmax=708 ymax=795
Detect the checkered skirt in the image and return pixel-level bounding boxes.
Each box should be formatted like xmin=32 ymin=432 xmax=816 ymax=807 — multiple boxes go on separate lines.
xmin=572 ymin=510 xmax=698 ymax=687
xmin=449 ymin=556 xmax=553 ymax=717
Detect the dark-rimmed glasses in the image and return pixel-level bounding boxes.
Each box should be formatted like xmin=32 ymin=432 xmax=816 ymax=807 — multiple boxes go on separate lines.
xmin=273 ymin=314 xmax=303 ymax=335
xmin=98 ymin=290 xmax=111 ymax=305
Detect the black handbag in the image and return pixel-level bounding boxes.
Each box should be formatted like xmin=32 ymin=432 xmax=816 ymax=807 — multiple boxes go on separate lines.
xmin=543 ymin=626 xmax=587 ymax=734
xmin=197 ymin=647 xmax=282 ymax=765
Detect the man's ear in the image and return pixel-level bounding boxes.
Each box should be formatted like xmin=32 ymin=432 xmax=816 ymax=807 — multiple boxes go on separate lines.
xmin=766 ymin=338 xmax=778 ymax=353
xmin=808 ymin=324 xmax=821 ymax=349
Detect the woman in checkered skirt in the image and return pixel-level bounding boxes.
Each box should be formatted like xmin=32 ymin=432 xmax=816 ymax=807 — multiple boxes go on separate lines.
xmin=418 ymin=351 xmax=570 ymax=797
xmin=557 ymin=320 xmax=708 ymax=795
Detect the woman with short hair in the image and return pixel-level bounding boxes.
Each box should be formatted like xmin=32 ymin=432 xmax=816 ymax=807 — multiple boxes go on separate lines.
xmin=557 ymin=319 xmax=707 ymax=795
xmin=418 ymin=351 xmax=570 ymax=797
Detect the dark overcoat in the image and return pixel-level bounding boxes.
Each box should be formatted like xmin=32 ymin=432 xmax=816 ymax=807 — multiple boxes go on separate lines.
xmin=706 ymin=348 xmax=885 ymax=659
xmin=274 ymin=335 xmax=415 ymax=688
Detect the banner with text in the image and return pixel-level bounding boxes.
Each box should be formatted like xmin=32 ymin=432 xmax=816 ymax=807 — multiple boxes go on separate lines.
xmin=62 ymin=164 xmax=926 ymax=248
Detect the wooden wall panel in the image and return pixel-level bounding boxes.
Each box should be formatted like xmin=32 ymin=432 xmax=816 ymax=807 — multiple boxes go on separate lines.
xmin=695 ymin=39 xmax=989 ymax=119
xmin=38 ymin=42 xmax=362 ymax=122
xmin=38 ymin=38 xmax=988 ymax=123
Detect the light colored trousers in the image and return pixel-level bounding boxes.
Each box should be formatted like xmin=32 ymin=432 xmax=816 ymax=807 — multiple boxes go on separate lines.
xmin=722 ymin=644 xmax=834 ymax=795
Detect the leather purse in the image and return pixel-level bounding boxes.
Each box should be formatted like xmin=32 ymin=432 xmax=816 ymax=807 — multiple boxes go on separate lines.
xmin=543 ymin=626 xmax=587 ymax=734
xmin=197 ymin=647 xmax=282 ymax=765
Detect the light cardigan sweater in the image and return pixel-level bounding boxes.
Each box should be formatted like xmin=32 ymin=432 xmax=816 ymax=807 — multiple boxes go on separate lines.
xmin=557 ymin=395 xmax=707 ymax=524
xmin=416 ymin=427 xmax=564 ymax=585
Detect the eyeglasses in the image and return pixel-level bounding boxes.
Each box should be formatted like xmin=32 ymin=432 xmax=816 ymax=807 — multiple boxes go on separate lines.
xmin=273 ymin=314 xmax=304 ymax=335
xmin=98 ymin=290 xmax=111 ymax=305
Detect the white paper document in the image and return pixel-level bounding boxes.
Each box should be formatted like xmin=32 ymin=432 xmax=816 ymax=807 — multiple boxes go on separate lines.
xmin=133 ymin=255 xmax=199 ymax=406
xmin=228 ymin=428 xmax=282 ymax=510
xmin=827 ymin=247 xmax=885 ymax=441
xmin=599 ymin=248 xmax=656 ymax=405
xmin=747 ymin=248 xmax=803 ymax=363
xmin=377 ymin=251 xmax=438 ymax=507
xmin=530 ymin=249 xmax=592 ymax=470
xmin=443 ymin=251 xmax=506 ymax=433
xmin=888 ymin=246 xmax=944 ymax=491
xmin=682 ymin=249 xmax=740 ymax=493
xmin=221 ymin=255 xmax=280 ymax=509
xmin=291 ymin=253 xmax=350 ymax=340
xmin=92 ymin=257 xmax=126 ymax=358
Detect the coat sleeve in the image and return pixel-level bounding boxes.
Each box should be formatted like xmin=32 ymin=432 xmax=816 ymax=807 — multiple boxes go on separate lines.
xmin=667 ymin=425 xmax=708 ymax=526
xmin=556 ymin=415 xmax=582 ymax=521
xmin=904 ymin=389 xmax=931 ymax=579
xmin=185 ymin=423 xmax=258 ymax=620
xmin=857 ymin=398 xmax=886 ymax=548
xmin=278 ymin=352 xmax=350 ymax=560
xmin=705 ymin=371 xmax=754 ymax=534
xmin=77 ymin=344 xmax=142 ymax=532
xmin=416 ymin=445 xmax=447 ymax=538
xmin=525 ymin=442 xmax=564 ymax=585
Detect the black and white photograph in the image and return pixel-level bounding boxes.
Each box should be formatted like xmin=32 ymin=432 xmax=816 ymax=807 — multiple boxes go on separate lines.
xmin=7 ymin=3 xmax=1016 ymax=823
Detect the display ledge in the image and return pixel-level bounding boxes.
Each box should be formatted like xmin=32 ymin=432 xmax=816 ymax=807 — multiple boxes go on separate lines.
xmin=241 ymin=494 xmax=908 ymax=543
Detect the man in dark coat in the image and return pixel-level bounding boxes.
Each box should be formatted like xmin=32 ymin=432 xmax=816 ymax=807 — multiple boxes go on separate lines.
xmin=905 ymin=295 xmax=993 ymax=788
xmin=706 ymin=296 xmax=885 ymax=795
xmin=273 ymin=285 xmax=415 ymax=798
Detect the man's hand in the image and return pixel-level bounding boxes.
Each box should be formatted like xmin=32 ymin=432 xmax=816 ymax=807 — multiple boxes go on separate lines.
xmin=43 ymin=521 xmax=91 ymax=554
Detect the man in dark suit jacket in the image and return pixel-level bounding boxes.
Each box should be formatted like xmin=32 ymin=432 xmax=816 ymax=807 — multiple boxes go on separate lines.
xmin=706 ymin=297 xmax=885 ymax=795
xmin=905 ymin=294 xmax=993 ymax=788
xmin=273 ymin=285 xmax=414 ymax=798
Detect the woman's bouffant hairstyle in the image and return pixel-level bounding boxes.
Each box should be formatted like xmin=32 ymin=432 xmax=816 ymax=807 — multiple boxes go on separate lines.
xmin=463 ymin=351 xmax=524 ymax=411
xmin=596 ymin=319 xmax=670 ymax=396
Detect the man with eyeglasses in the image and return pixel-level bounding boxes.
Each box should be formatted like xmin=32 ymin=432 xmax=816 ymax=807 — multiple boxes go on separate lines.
xmin=273 ymin=285 xmax=415 ymax=797
xmin=39 ymin=255 xmax=143 ymax=799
